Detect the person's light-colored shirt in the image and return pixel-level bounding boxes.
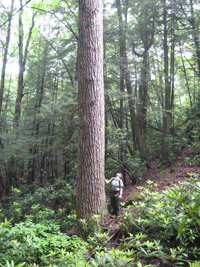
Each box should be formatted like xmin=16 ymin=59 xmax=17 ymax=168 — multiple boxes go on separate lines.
xmin=109 ymin=177 xmax=124 ymax=191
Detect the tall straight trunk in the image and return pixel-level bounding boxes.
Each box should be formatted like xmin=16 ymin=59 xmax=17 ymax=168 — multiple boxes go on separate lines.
xmin=50 ymin=77 xmax=58 ymax=182
xmin=27 ymin=73 xmax=40 ymax=186
xmin=13 ymin=3 xmax=36 ymax=132
xmin=104 ymin=42 xmax=109 ymax=152
xmin=180 ymin=44 xmax=192 ymax=107
xmin=4 ymin=76 xmax=12 ymax=117
xmin=116 ymin=0 xmax=126 ymax=184
xmin=27 ymin=43 xmax=48 ymax=185
xmin=162 ymin=0 xmax=171 ymax=160
xmin=132 ymin=5 xmax=154 ymax=136
xmin=117 ymin=0 xmax=146 ymax=160
xmin=13 ymin=0 xmax=24 ymax=131
xmin=76 ymin=0 xmax=105 ymax=238
xmin=138 ymin=52 xmax=148 ymax=134
xmin=189 ymin=0 xmax=200 ymax=78
xmin=0 ymin=0 xmax=14 ymax=114
xmin=116 ymin=0 xmax=125 ymax=130
xmin=124 ymin=59 xmax=146 ymax=161
xmin=169 ymin=0 xmax=175 ymax=132
xmin=39 ymin=123 xmax=50 ymax=186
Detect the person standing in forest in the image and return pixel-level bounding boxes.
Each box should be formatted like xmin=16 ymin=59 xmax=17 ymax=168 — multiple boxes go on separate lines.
xmin=105 ymin=173 xmax=124 ymax=216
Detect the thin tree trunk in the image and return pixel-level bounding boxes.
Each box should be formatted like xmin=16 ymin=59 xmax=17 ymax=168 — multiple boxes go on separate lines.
xmin=13 ymin=4 xmax=36 ymax=132
xmin=116 ymin=0 xmax=126 ymax=184
xmin=124 ymin=59 xmax=146 ymax=161
xmin=0 ymin=0 xmax=14 ymax=114
xmin=27 ymin=43 xmax=48 ymax=185
xmin=139 ymin=53 xmax=148 ymax=134
xmin=169 ymin=0 xmax=175 ymax=132
xmin=180 ymin=43 xmax=192 ymax=107
xmin=162 ymin=0 xmax=171 ymax=160
xmin=189 ymin=0 xmax=200 ymax=78
xmin=116 ymin=0 xmax=146 ymax=160
xmin=105 ymin=93 xmax=119 ymax=129
xmin=132 ymin=4 xmax=154 ymax=137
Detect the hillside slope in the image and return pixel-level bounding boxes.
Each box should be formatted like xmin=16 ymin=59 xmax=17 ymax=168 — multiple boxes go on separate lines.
xmin=105 ymin=147 xmax=200 ymax=232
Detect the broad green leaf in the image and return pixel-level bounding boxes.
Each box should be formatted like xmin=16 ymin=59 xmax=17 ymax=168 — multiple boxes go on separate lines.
xmin=178 ymin=218 xmax=187 ymax=235
xmin=189 ymin=203 xmax=200 ymax=215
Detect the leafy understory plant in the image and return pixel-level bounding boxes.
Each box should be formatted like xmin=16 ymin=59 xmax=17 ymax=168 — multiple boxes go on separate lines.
xmin=117 ymin=175 xmax=200 ymax=266
xmin=0 ymin=218 xmax=12 ymax=247
xmin=0 ymin=218 xmax=91 ymax=266
xmin=189 ymin=261 xmax=200 ymax=267
xmin=0 ymin=261 xmax=26 ymax=267
xmin=1 ymin=174 xmax=200 ymax=266
xmin=90 ymin=248 xmax=134 ymax=267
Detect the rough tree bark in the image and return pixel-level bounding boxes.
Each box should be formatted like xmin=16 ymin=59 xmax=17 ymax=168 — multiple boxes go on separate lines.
xmin=76 ymin=0 xmax=106 ymax=238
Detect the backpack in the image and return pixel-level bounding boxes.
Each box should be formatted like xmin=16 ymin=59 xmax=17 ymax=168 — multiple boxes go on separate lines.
xmin=110 ymin=178 xmax=120 ymax=192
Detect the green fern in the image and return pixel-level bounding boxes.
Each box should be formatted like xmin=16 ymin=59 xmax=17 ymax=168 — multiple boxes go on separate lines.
xmin=188 ymin=261 xmax=200 ymax=267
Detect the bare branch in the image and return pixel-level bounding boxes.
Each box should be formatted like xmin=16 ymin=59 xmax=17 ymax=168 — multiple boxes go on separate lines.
xmin=0 ymin=0 xmax=32 ymax=28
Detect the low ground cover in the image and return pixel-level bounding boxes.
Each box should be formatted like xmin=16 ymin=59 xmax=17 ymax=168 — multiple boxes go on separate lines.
xmin=0 ymin=149 xmax=200 ymax=266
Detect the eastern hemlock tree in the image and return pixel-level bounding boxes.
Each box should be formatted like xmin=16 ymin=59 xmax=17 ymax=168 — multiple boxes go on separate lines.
xmin=76 ymin=0 xmax=106 ymax=238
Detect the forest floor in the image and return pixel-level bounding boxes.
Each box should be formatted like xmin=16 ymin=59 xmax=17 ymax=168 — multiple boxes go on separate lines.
xmin=104 ymin=147 xmax=200 ymax=245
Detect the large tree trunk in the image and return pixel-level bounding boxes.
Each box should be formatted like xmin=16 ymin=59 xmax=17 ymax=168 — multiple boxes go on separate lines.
xmin=76 ymin=0 xmax=106 ymax=238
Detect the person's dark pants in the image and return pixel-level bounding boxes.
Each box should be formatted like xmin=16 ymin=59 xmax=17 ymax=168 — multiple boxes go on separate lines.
xmin=110 ymin=192 xmax=120 ymax=216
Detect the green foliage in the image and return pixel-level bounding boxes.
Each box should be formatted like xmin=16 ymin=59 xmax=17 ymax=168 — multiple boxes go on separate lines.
xmin=90 ymin=249 xmax=134 ymax=267
xmin=31 ymin=179 xmax=76 ymax=213
xmin=0 ymin=261 xmax=26 ymax=267
xmin=124 ymin=192 xmax=143 ymax=206
xmin=0 ymin=218 xmax=12 ymax=248
xmin=0 ymin=216 xmax=138 ymax=266
xmin=0 ymin=179 xmax=76 ymax=231
xmin=1 ymin=174 xmax=200 ymax=266
xmin=118 ymin=176 xmax=200 ymax=266
xmin=189 ymin=261 xmax=200 ymax=267
xmin=1 ymin=0 xmax=200 ymax=266
xmin=0 ymin=218 xmax=90 ymax=266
